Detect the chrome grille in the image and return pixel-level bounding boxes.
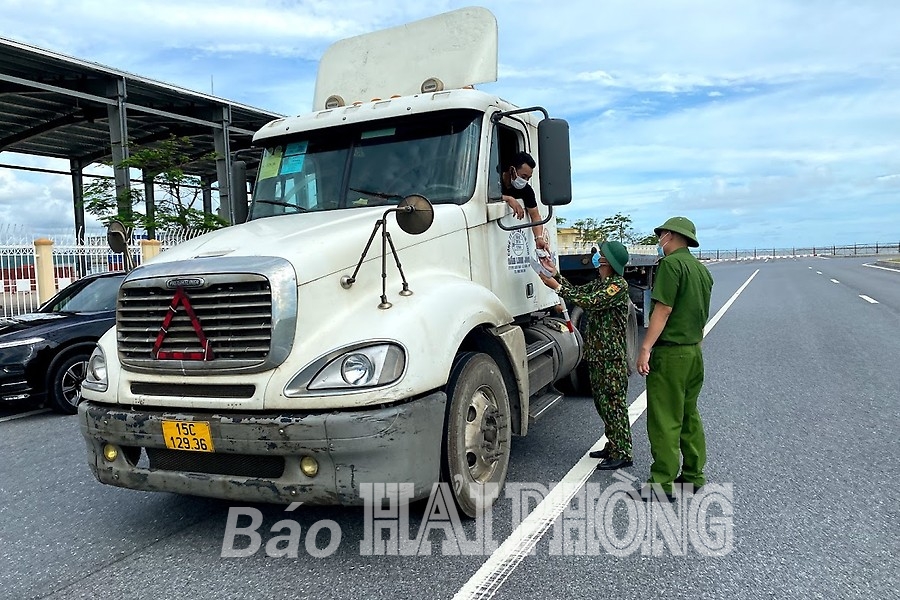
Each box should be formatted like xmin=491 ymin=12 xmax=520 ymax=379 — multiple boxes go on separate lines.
xmin=117 ymin=274 xmax=272 ymax=369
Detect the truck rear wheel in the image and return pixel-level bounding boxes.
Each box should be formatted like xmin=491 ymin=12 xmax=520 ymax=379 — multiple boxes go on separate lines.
xmin=565 ymin=301 xmax=639 ymax=392
xmin=563 ymin=306 xmax=592 ymax=397
xmin=442 ymin=352 xmax=511 ymax=518
xmin=626 ymin=301 xmax=639 ymax=376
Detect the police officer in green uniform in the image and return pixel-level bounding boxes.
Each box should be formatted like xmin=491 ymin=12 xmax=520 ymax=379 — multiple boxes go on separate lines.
xmin=636 ymin=217 xmax=713 ymax=501
xmin=540 ymin=241 xmax=633 ymax=470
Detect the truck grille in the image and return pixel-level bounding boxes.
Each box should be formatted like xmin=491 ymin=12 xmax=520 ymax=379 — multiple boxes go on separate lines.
xmin=146 ymin=448 xmax=285 ymax=478
xmin=130 ymin=382 xmax=256 ymax=399
xmin=117 ymin=275 xmax=272 ymax=369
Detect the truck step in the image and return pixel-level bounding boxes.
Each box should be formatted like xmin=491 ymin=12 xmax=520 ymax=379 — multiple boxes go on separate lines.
xmin=528 ymin=388 xmax=565 ymax=422
xmin=525 ymin=340 xmax=556 ymax=360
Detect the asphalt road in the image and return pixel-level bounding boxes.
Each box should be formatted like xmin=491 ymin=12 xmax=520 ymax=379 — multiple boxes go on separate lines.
xmin=1 ymin=255 xmax=897 ymax=600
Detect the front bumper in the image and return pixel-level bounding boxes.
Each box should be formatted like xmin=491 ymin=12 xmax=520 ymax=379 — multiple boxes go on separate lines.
xmin=79 ymin=392 xmax=446 ymax=505
xmin=1 ymin=364 xmax=33 ymax=402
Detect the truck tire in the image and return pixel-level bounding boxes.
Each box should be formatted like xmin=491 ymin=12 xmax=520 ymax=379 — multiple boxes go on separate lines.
xmin=563 ymin=306 xmax=592 ymax=397
xmin=47 ymin=350 xmax=91 ymax=414
xmin=566 ymin=301 xmax=639 ymax=389
xmin=626 ymin=301 xmax=639 ymax=376
xmin=442 ymin=352 xmax=511 ymax=518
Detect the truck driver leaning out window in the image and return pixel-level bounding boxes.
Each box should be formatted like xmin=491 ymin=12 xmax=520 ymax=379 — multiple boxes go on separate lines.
xmin=501 ymin=151 xmax=549 ymax=250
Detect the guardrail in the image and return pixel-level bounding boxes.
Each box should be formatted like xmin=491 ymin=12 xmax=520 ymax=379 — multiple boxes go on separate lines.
xmin=556 ymin=242 xmax=659 ymax=256
xmin=694 ymin=242 xmax=900 ymax=261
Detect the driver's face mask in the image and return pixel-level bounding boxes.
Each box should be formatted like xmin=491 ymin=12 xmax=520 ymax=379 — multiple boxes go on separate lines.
xmin=511 ymin=167 xmax=529 ymax=190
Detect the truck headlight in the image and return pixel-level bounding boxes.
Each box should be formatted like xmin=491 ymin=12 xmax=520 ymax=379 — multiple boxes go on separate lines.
xmin=285 ymin=343 xmax=406 ymax=395
xmin=341 ymin=353 xmax=375 ymax=385
xmin=82 ymin=346 xmax=108 ymax=392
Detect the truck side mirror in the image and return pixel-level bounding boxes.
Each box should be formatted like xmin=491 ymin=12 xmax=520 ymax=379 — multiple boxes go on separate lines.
xmin=106 ymin=220 xmax=135 ymax=272
xmin=396 ymin=194 xmax=434 ymax=235
xmin=537 ymin=118 xmax=572 ymax=206
xmin=231 ymin=161 xmax=249 ymax=224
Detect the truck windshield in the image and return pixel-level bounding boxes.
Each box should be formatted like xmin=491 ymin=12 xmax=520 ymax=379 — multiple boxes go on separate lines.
xmin=249 ymin=109 xmax=481 ymax=219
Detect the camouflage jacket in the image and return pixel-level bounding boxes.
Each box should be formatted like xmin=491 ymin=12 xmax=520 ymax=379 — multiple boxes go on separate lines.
xmin=556 ymin=273 xmax=629 ymax=362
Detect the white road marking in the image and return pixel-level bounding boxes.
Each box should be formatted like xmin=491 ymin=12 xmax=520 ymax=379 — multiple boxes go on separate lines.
xmin=703 ymin=269 xmax=759 ymax=335
xmin=830 ymin=279 xmax=840 ymax=284
xmin=0 ymin=408 xmax=50 ymax=423
xmin=862 ymin=263 xmax=900 ymax=273
xmin=816 ymin=271 xmax=823 ymax=275
xmin=859 ymin=295 xmax=879 ymax=304
xmin=453 ymin=269 xmax=760 ymax=600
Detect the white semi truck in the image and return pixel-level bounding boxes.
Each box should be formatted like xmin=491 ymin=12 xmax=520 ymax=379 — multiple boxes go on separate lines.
xmin=79 ymin=8 xmax=594 ymax=516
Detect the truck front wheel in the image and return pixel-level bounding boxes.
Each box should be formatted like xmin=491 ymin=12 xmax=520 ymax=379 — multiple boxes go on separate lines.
xmin=442 ymin=352 xmax=511 ymax=518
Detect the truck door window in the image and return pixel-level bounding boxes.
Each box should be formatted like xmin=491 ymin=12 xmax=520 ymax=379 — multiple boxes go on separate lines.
xmin=489 ymin=122 xmax=527 ymax=201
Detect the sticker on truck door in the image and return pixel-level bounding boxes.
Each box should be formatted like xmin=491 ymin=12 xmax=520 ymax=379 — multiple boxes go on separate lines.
xmin=507 ymin=230 xmax=530 ymax=273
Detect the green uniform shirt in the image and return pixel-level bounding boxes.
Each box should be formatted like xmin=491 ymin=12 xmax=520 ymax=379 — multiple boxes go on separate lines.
xmin=650 ymin=247 xmax=713 ymax=345
xmin=557 ymin=273 xmax=629 ymax=361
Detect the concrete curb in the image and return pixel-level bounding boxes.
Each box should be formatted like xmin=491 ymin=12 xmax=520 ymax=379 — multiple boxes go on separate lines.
xmin=875 ymin=260 xmax=900 ymax=271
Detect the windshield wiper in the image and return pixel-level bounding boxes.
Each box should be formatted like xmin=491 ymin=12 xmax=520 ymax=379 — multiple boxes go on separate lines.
xmin=348 ymin=187 xmax=403 ymax=201
xmin=253 ymin=199 xmax=308 ymax=212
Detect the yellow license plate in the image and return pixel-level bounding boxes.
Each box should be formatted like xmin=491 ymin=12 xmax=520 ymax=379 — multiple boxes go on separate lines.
xmin=161 ymin=420 xmax=214 ymax=452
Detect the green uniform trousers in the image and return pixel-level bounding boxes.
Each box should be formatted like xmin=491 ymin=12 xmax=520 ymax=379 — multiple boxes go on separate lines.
xmin=587 ymin=358 xmax=632 ymax=460
xmin=646 ymin=344 xmax=706 ymax=493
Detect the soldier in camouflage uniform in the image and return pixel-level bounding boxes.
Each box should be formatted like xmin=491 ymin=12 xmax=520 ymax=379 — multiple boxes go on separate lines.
xmin=539 ymin=241 xmax=633 ymax=470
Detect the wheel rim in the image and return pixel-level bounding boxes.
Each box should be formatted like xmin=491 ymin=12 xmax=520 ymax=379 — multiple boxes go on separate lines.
xmin=60 ymin=359 xmax=88 ymax=407
xmin=463 ymin=384 xmax=503 ymax=483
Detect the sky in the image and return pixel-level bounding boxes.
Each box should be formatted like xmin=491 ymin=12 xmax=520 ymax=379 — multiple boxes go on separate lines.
xmin=1 ymin=0 xmax=898 ymax=250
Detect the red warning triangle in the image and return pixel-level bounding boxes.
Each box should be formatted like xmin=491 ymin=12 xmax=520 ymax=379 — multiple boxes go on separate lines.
xmin=152 ymin=287 xmax=214 ymax=361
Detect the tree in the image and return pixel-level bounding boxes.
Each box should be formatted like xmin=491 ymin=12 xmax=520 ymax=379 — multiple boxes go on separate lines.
xmin=636 ymin=233 xmax=659 ymax=245
xmin=599 ymin=213 xmax=639 ymax=244
xmin=571 ymin=217 xmax=603 ymax=244
xmin=556 ymin=216 xmax=567 ymax=226
xmin=83 ymin=136 xmax=229 ymax=233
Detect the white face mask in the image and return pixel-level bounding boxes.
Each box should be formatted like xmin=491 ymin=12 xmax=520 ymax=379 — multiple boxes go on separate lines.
xmin=511 ymin=168 xmax=528 ymax=190
xmin=657 ymin=232 xmax=670 ymax=255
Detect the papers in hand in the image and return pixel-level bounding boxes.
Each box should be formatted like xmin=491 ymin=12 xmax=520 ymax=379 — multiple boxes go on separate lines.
xmin=530 ymin=248 xmax=557 ymax=278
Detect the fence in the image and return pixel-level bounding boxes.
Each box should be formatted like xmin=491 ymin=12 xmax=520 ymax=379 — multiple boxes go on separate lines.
xmin=694 ymin=242 xmax=900 ymax=261
xmin=0 ymin=227 xmax=208 ymax=317
xmin=556 ymin=241 xmax=659 ymax=256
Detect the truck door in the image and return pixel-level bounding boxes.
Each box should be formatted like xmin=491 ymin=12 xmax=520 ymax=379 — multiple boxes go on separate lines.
xmin=482 ymin=117 xmax=558 ymax=317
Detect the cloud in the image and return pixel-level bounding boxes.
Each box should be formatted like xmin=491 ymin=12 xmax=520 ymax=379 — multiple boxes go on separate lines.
xmin=1 ymin=0 xmax=899 ymax=249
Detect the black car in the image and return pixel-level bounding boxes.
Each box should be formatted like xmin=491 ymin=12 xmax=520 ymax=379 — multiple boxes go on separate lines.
xmin=0 ymin=272 xmax=124 ymax=414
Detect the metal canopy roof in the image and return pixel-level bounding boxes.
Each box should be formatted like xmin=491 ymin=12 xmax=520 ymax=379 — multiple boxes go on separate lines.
xmin=0 ymin=36 xmax=283 ymax=179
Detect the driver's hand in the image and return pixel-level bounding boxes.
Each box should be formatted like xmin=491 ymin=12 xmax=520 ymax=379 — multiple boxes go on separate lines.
xmin=535 ymin=236 xmax=550 ymax=251
xmin=503 ymin=195 xmax=525 ymax=219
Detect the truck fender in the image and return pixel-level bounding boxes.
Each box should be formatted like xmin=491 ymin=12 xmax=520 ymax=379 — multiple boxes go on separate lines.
xmin=393 ymin=274 xmax=528 ymax=426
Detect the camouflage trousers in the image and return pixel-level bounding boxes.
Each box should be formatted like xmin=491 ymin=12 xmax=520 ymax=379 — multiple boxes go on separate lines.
xmin=587 ymin=358 xmax=632 ymax=460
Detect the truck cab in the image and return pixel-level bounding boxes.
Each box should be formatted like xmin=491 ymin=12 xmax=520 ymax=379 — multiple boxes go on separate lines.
xmin=79 ymin=7 xmax=582 ymax=517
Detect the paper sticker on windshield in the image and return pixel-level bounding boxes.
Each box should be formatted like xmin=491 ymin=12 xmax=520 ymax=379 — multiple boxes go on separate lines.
xmin=280 ymin=154 xmax=306 ymax=175
xmin=258 ymin=147 xmax=282 ymax=180
xmin=284 ymin=141 xmax=308 ymax=156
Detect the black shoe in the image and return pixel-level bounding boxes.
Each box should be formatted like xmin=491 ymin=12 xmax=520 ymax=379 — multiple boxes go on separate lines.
xmin=589 ymin=447 xmax=611 ymax=459
xmin=637 ymin=485 xmax=675 ymax=503
xmin=596 ymin=457 xmax=633 ymax=470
